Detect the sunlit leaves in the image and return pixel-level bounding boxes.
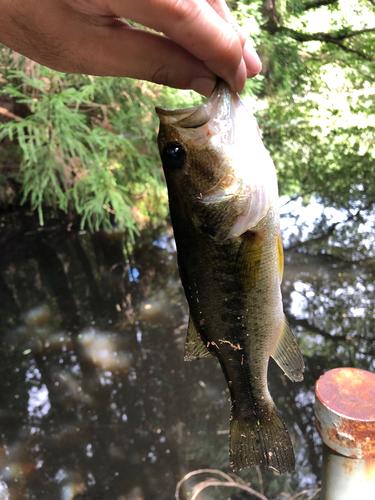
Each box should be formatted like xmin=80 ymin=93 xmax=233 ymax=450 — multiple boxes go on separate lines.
xmin=0 ymin=52 xmax=168 ymax=234
xmin=1 ymin=0 xmax=375 ymax=237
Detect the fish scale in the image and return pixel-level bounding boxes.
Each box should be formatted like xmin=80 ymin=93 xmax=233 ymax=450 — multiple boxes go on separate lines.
xmin=156 ymin=80 xmax=304 ymax=473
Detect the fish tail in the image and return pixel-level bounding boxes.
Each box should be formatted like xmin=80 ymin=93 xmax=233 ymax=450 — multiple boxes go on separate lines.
xmin=229 ymin=408 xmax=295 ymax=474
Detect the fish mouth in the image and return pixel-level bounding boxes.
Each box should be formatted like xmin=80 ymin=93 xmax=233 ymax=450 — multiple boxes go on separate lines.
xmin=155 ymin=79 xmax=240 ymax=132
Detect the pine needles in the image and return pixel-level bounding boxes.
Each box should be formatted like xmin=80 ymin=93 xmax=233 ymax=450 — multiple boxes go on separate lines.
xmin=0 ymin=48 xmax=169 ymax=236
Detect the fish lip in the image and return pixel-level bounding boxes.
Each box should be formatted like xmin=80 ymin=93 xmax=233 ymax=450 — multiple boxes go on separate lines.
xmin=155 ymin=104 xmax=200 ymax=118
xmin=155 ymin=79 xmax=237 ymax=129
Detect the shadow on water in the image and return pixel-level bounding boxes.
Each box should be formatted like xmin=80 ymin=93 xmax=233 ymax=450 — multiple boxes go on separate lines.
xmin=0 ymin=207 xmax=374 ymax=500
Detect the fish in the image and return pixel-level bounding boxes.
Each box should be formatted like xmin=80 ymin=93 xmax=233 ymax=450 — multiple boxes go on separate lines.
xmin=155 ymin=80 xmax=304 ymax=474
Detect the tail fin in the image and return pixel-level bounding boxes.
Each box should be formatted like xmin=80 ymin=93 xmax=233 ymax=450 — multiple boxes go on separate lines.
xmin=230 ymin=409 xmax=295 ymax=474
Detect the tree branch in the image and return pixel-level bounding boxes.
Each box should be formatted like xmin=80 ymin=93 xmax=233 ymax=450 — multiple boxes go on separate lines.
xmin=262 ymin=25 xmax=375 ymax=62
xmin=0 ymin=106 xmax=22 ymax=121
xmin=303 ymin=0 xmax=338 ymax=11
xmin=175 ymin=470 xmax=268 ymax=500
xmin=286 ymin=219 xmax=341 ymax=250
xmin=326 ymin=38 xmax=375 ymax=61
xmin=285 ymin=199 xmax=375 ymax=251
xmin=280 ymin=25 xmax=375 ymax=45
xmin=334 ymin=27 xmax=375 ymax=40
xmin=315 ymin=252 xmax=375 ymax=267
xmin=286 ymin=316 xmax=347 ymax=341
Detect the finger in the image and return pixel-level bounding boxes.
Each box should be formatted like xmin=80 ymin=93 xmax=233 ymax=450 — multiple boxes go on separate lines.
xmin=81 ymin=25 xmax=218 ymax=96
xmin=206 ymin=0 xmax=262 ymax=77
xmin=1 ymin=3 xmax=218 ymax=96
xmin=103 ymin=0 xmax=247 ymax=92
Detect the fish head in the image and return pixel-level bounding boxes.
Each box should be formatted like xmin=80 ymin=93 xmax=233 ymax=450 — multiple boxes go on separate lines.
xmin=156 ymin=80 xmax=278 ymax=239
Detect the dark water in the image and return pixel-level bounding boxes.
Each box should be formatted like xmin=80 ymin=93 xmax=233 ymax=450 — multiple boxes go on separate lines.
xmin=0 ymin=209 xmax=374 ymax=500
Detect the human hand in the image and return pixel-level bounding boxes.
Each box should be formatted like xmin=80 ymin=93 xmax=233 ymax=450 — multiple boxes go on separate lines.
xmin=0 ymin=0 xmax=261 ymax=96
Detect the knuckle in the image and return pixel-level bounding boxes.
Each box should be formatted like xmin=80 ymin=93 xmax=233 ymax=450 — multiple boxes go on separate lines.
xmin=212 ymin=31 xmax=242 ymax=68
xmin=148 ymin=64 xmax=175 ymax=87
xmin=161 ymin=0 xmax=202 ymax=25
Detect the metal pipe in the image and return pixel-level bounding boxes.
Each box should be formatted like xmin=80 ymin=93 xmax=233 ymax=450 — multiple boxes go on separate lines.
xmin=314 ymin=367 xmax=375 ymax=500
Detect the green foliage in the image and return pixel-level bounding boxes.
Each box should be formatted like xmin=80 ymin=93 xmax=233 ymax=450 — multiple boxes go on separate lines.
xmin=241 ymin=0 xmax=375 ymax=222
xmin=1 ymin=0 xmax=375 ymax=235
xmin=259 ymin=98 xmax=375 ymax=209
xmin=0 ymin=51 xmax=170 ymax=235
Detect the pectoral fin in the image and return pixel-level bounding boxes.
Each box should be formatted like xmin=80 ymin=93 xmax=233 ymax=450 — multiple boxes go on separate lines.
xmin=184 ymin=316 xmax=213 ymax=361
xmin=271 ymin=316 xmax=304 ymax=382
xmin=236 ymin=231 xmax=265 ymax=292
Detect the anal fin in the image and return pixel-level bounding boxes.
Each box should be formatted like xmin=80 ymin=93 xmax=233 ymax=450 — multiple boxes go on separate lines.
xmin=230 ymin=408 xmax=295 ymax=474
xmin=184 ymin=316 xmax=213 ymax=361
xmin=271 ymin=316 xmax=304 ymax=382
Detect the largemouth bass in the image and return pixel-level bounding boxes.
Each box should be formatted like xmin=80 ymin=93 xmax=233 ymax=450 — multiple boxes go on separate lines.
xmin=155 ymin=80 xmax=304 ymax=474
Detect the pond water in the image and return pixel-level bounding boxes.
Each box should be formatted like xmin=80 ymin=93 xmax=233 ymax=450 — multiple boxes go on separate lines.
xmin=0 ymin=206 xmax=374 ymax=500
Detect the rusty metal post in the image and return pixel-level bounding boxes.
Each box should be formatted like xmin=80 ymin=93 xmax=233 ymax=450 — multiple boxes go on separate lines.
xmin=315 ymin=367 xmax=375 ymax=499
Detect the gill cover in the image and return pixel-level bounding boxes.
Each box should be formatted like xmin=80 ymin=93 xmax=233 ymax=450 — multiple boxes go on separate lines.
xmin=156 ymin=80 xmax=279 ymax=239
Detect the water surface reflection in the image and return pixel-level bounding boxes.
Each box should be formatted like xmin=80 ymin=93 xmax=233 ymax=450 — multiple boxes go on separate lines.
xmin=0 ymin=208 xmax=374 ymax=499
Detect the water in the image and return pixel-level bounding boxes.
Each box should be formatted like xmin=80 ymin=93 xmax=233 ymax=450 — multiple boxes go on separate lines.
xmin=0 ymin=208 xmax=374 ymax=500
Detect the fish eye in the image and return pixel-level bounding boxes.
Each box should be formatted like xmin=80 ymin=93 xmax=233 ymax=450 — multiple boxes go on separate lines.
xmin=161 ymin=142 xmax=186 ymax=171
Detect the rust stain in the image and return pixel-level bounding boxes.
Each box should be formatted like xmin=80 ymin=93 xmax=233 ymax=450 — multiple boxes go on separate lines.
xmin=325 ymin=426 xmax=339 ymax=445
xmin=338 ymin=419 xmax=375 ymax=459
xmin=315 ymin=368 xmax=375 ymax=458
xmin=342 ymin=457 xmax=357 ymax=475
xmin=321 ymin=413 xmax=375 ymax=458
xmin=316 ymin=368 xmax=375 ymax=421
xmin=315 ymin=417 xmax=323 ymax=439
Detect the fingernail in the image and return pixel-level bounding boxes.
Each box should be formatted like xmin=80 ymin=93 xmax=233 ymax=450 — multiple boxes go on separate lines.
xmin=190 ymin=77 xmax=217 ymax=97
xmin=243 ymin=40 xmax=262 ymax=77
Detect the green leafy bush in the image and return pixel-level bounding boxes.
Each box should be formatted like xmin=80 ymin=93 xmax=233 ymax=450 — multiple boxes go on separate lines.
xmin=0 ymin=51 xmax=172 ymax=234
xmin=1 ymin=0 xmax=375 ymax=234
